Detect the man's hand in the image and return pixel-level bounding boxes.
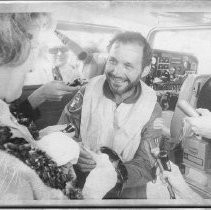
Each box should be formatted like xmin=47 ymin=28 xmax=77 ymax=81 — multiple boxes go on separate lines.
xmin=153 ymin=118 xmax=170 ymax=137
xmin=28 ymin=81 xmax=80 ymax=109
xmin=153 ymin=118 xmax=164 ymax=130
xmin=185 ymin=108 xmax=211 ymax=139
xmin=77 ymin=146 xmax=96 ymax=173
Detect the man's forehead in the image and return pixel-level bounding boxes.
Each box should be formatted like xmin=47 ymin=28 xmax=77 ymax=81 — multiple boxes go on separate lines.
xmin=110 ymin=41 xmax=144 ymax=54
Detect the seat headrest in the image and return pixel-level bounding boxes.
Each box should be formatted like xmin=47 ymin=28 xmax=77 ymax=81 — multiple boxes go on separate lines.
xmin=197 ymin=77 xmax=211 ymax=111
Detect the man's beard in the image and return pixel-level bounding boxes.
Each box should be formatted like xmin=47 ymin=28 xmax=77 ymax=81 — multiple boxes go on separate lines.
xmin=106 ymin=73 xmax=140 ymax=96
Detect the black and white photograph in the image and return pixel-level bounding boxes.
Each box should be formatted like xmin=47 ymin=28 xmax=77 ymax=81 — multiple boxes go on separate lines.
xmin=0 ymin=0 xmax=210 ymax=208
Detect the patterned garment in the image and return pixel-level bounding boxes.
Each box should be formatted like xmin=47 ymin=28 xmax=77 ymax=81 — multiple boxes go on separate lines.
xmin=9 ymin=99 xmax=40 ymax=139
xmin=0 ymin=99 xmax=82 ymax=199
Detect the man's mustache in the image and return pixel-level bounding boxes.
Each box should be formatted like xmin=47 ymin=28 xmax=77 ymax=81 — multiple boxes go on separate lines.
xmin=107 ymin=73 xmax=127 ymax=81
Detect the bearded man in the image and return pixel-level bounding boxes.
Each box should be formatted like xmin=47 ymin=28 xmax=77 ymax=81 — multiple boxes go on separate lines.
xmin=58 ymin=31 xmax=162 ymax=198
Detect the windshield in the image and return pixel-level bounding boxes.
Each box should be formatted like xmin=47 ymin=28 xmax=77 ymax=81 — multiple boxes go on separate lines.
xmin=60 ymin=30 xmax=114 ymax=53
xmin=24 ymin=23 xmax=118 ymax=86
xmin=151 ymin=29 xmax=211 ymax=75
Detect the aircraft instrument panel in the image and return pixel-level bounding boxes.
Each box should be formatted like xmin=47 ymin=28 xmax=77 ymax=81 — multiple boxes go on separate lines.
xmin=146 ymin=49 xmax=198 ymax=111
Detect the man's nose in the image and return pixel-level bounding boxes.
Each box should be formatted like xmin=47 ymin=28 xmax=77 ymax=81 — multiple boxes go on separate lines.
xmin=112 ymin=63 xmax=123 ymax=76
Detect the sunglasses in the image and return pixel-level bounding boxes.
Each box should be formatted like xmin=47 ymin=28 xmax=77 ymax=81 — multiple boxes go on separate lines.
xmin=49 ymin=46 xmax=69 ymax=55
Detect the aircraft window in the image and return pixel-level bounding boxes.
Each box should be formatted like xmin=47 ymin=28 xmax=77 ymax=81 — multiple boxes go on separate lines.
xmin=59 ymin=30 xmax=114 ymax=53
xmin=24 ymin=22 xmax=117 ymax=86
xmin=151 ymin=29 xmax=211 ymax=75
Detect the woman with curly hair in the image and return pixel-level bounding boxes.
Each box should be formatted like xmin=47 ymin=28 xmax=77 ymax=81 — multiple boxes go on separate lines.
xmin=0 ymin=13 xmax=82 ymax=200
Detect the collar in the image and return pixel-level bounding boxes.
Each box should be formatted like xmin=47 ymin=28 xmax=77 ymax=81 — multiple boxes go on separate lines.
xmin=103 ymin=79 xmax=141 ymax=105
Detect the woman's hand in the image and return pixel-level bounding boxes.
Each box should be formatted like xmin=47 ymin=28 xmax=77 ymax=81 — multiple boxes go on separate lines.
xmin=162 ymin=162 xmax=188 ymax=192
xmin=162 ymin=161 xmax=202 ymax=200
xmin=28 ymin=81 xmax=80 ymax=109
xmin=185 ymin=108 xmax=211 ymax=138
xmin=39 ymin=124 xmax=68 ymax=138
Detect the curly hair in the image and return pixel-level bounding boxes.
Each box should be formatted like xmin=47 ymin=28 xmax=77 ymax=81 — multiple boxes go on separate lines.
xmin=0 ymin=13 xmax=31 ymax=67
xmin=12 ymin=13 xmax=53 ymax=33
xmin=107 ymin=31 xmax=152 ymax=70
xmin=0 ymin=13 xmax=53 ymax=67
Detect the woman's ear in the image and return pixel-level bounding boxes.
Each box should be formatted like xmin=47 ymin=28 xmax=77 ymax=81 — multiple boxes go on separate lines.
xmin=141 ymin=65 xmax=151 ymax=78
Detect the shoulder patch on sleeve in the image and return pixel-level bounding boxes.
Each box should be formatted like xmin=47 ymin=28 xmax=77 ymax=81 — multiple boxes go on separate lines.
xmin=66 ymin=90 xmax=84 ymax=113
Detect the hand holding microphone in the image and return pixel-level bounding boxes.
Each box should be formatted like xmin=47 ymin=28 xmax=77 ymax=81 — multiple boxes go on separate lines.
xmin=178 ymin=100 xmax=211 ymax=138
xmin=147 ymin=136 xmax=176 ymax=199
xmin=177 ymin=100 xmax=200 ymax=117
